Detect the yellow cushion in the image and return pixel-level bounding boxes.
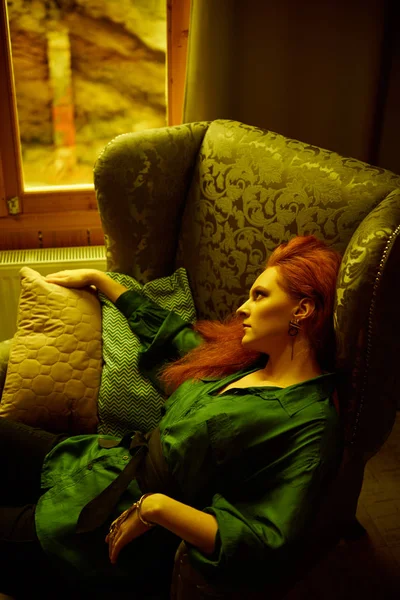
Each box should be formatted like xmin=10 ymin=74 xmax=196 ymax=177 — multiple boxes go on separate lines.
xmin=0 ymin=267 xmax=102 ymax=433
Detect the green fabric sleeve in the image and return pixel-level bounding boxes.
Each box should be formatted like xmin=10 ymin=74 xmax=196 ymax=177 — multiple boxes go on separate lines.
xmin=115 ymin=290 xmax=203 ymax=389
xmin=187 ymin=457 xmax=325 ymax=588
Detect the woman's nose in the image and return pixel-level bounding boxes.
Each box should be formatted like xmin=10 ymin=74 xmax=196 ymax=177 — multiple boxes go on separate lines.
xmin=236 ymin=301 xmax=250 ymax=317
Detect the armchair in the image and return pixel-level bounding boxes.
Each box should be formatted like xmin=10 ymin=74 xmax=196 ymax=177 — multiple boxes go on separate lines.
xmin=94 ymin=118 xmax=400 ymax=598
xmin=1 ymin=118 xmax=400 ymax=598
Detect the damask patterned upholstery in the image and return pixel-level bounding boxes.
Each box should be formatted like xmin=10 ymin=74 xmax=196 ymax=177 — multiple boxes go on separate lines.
xmin=94 ymin=119 xmax=400 ymax=598
xmin=95 ymin=122 xmax=209 ymax=281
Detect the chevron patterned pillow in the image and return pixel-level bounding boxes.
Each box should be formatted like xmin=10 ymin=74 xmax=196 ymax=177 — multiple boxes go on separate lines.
xmin=97 ymin=268 xmax=196 ymax=437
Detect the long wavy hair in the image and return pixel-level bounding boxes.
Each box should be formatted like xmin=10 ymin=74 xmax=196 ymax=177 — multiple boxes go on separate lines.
xmin=161 ymin=235 xmax=342 ymax=392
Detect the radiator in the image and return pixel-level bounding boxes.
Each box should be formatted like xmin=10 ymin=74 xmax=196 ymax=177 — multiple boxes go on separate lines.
xmin=0 ymin=245 xmax=107 ymax=342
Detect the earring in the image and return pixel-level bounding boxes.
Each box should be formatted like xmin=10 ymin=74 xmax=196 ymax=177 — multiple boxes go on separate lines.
xmin=288 ymin=318 xmax=301 ymax=337
xmin=288 ymin=318 xmax=300 ymax=361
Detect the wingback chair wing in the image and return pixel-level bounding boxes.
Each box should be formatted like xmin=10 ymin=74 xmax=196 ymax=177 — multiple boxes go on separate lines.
xmin=93 ymin=119 xmax=400 ymax=598
xmin=0 ymin=119 xmax=399 ymax=598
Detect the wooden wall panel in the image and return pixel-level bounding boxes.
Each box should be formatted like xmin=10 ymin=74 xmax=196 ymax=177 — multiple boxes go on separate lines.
xmin=0 ymin=152 xmax=7 ymax=218
xmin=0 ymin=210 xmax=104 ymax=250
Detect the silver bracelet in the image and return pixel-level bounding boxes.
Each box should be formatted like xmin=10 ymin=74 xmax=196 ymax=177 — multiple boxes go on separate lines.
xmin=137 ymin=493 xmax=156 ymax=528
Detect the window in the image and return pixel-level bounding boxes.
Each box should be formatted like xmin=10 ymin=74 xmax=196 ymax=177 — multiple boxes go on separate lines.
xmin=0 ymin=0 xmax=189 ymax=249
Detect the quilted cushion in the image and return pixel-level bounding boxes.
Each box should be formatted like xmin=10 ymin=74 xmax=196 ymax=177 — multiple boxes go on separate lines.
xmin=97 ymin=268 xmax=196 ymax=437
xmin=0 ymin=339 xmax=12 ymax=395
xmin=0 ymin=267 xmax=102 ymax=433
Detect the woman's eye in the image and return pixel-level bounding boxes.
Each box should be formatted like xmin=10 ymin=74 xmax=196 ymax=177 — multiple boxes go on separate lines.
xmin=254 ymin=291 xmax=266 ymax=300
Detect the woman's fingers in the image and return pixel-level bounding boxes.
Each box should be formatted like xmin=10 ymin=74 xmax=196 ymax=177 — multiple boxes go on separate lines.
xmin=46 ymin=271 xmax=78 ymax=286
xmin=107 ymin=524 xmax=134 ymax=564
xmin=45 ymin=269 xmax=94 ymax=288
xmin=105 ymin=509 xmax=148 ymax=564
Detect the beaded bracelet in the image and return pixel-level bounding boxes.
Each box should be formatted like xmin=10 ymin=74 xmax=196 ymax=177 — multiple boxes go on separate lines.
xmin=136 ymin=493 xmax=156 ymax=528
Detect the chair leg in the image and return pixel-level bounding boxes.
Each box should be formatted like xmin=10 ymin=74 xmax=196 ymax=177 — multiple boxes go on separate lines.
xmin=340 ymin=518 xmax=367 ymax=541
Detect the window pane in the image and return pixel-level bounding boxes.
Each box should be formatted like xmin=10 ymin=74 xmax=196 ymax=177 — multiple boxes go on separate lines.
xmin=6 ymin=0 xmax=167 ymax=188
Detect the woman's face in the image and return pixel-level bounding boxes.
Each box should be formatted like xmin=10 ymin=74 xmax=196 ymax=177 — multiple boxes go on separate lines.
xmin=236 ymin=266 xmax=300 ymax=353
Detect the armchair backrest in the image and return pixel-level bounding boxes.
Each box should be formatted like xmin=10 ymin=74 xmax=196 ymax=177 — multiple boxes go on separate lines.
xmin=175 ymin=120 xmax=400 ymax=457
xmin=94 ymin=118 xmax=400 ymax=465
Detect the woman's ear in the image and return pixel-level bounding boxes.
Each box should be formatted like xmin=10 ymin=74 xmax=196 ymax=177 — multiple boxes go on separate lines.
xmin=294 ymin=298 xmax=315 ymax=321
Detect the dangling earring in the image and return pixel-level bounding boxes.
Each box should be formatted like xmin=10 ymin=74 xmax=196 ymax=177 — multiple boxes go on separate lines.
xmin=288 ymin=318 xmax=300 ymax=337
xmin=288 ymin=318 xmax=301 ymax=360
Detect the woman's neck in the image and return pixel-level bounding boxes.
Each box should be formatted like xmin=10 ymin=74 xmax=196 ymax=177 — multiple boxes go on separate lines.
xmin=259 ymin=340 xmax=322 ymax=388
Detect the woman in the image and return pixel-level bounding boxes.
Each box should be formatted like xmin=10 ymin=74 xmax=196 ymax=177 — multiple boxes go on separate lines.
xmin=0 ymin=235 xmax=343 ymax=598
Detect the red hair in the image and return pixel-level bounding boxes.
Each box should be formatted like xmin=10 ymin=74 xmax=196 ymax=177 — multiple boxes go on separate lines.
xmin=267 ymin=236 xmax=342 ymax=368
xmin=161 ymin=236 xmax=341 ymax=392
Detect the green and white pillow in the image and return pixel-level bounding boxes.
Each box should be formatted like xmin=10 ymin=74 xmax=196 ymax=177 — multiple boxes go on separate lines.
xmin=97 ymin=268 xmax=196 ymax=437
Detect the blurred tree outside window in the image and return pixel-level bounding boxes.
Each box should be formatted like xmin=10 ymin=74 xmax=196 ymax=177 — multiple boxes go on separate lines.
xmin=7 ymin=0 xmax=167 ymax=188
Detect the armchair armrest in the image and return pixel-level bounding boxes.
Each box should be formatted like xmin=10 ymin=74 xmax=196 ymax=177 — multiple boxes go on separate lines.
xmin=170 ymin=541 xmax=291 ymax=600
xmin=170 ymin=541 xmax=224 ymax=600
xmin=94 ymin=122 xmax=209 ymax=283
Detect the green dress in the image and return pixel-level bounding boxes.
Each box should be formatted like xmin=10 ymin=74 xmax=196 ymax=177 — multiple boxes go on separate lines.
xmin=35 ymin=290 xmax=343 ymax=589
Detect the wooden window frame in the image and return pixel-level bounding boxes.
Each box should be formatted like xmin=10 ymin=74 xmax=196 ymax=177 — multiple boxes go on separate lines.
xmin=0 ymin=0 xmax=190 ymax=250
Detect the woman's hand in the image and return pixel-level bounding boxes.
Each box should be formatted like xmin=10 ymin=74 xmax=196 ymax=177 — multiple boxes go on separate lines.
xmin=105 ymin=507 xmax=150 ymax=565
xmin=45 ymin=269 xmax=128 ymax=303
xmin=105 ymin=494 xmax=218 ymax=566
xmin=45 ymin=269 xmax=99 ymax=288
